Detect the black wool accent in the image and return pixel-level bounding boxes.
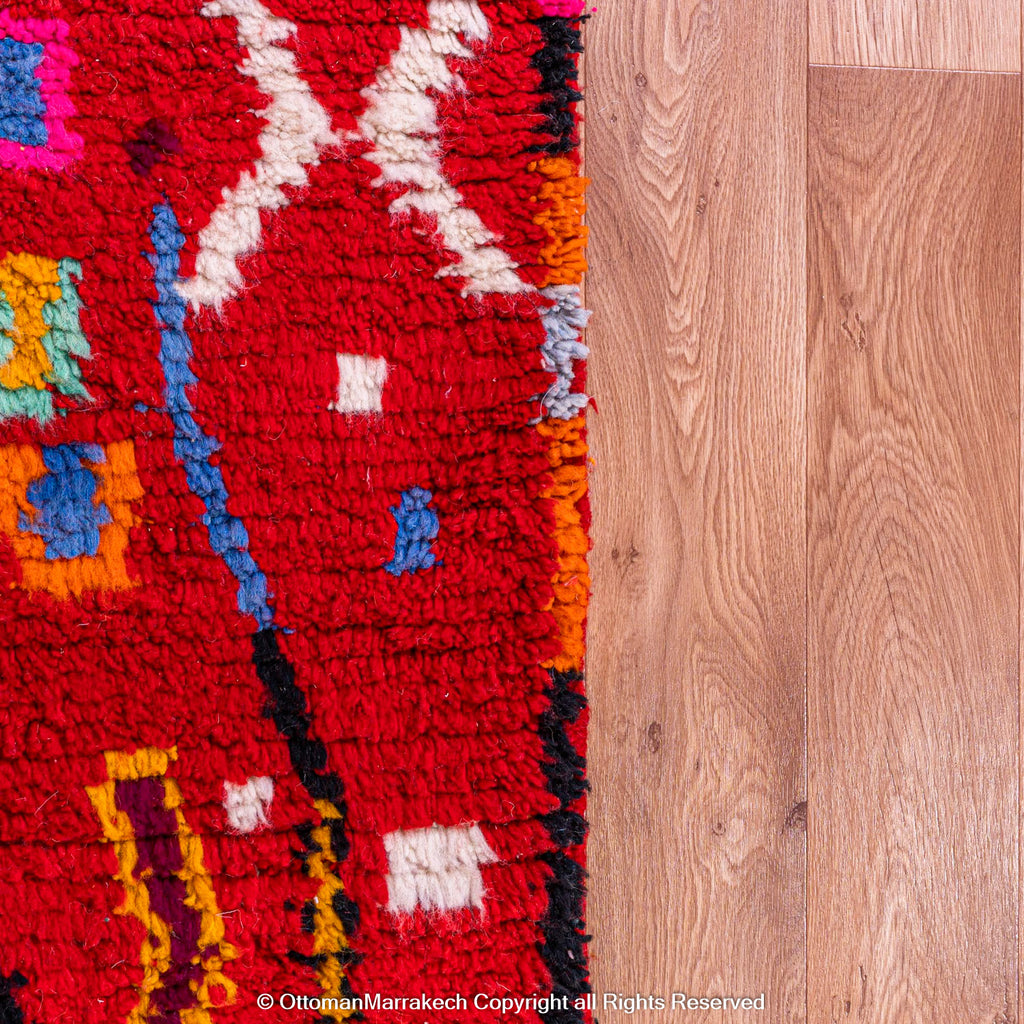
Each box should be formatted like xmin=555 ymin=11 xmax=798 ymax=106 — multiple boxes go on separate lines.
xmin=251 ymin=625 xmax=361 ymax=1009
xmin=312 ymin=976 xmax=367 ymax=1024
xmin=537 ymin=851 xmax=592 ymax=1024
xmin=540 ymin=809 xmax=588 ymax=848
xmin=338 ymin=974 xmax=362 ymax=1001
xmin=547 ymin=668 xmax=586 ymax=720
xmin=327 ymin=817 xmax=351 ymax=862
xmin=287 ymin=950 xmax=329 ymax=969
xmin=334 ymin=947 xmax=364 ymax=969
xmin=0 ymin=972 xmax=28 ymax=1024
xmin=536 ymin=669 xmax=592 ymax=1022
xmin=332 ymin=891 xmax=361 ymax=934
xmin=251 ymin=629 xmax=349 ymax=820
xmin=294 ymin=823 xmax=318 ymax=852
xmin=300 ymin=900 xmax=317 ymax=934
xmin=530 ymin=16 xmax=585 ymax=154
xmin=539 ymin=670 xmax=590 ymax=810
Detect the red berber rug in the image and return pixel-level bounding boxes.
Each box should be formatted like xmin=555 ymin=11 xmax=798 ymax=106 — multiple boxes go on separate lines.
xmin=0 ymin=1 xmax=591 ymax=1022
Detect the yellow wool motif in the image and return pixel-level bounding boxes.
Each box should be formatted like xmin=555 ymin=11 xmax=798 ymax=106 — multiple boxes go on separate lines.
xmin=0 ymin=251 xmax=59 ymax=392
xmin=86 ymin=747 xmax=238 ymax=1024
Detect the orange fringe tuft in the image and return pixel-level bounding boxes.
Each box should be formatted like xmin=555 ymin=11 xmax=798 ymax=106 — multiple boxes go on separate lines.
xmin=529 ymin=155 xmax=589 ymax=287
xmin=537 ymin=416 xmax=589 ymax=674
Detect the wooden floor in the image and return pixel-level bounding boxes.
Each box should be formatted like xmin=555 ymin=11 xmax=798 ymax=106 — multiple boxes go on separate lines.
xmin=585 ymin=3 xmax=1024 ymax=1021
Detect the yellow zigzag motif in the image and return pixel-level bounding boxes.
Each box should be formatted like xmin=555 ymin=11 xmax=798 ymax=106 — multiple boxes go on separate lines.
xmin=87 ymin=748 xmax=237 ymax=1024
xmin=306 ymin=799 xmax=358 ymax=1022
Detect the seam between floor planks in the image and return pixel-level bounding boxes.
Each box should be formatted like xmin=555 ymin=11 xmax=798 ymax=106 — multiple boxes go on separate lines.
xmin=809 ymin=62 xmax=1021 ymax=76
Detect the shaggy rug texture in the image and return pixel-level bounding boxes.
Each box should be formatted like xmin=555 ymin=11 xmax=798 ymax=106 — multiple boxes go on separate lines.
xmin=0 ymin=1 xmax=590 ymax=1021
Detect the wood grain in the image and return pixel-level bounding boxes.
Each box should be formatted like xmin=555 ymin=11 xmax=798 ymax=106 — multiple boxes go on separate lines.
xmin=585 ymin=1 xmax=807 ymax=1019
xmin=807 ymin=67 xmax=1020 ymax=1023
xmin=808 ymin=0 xmax=1020 ymax=71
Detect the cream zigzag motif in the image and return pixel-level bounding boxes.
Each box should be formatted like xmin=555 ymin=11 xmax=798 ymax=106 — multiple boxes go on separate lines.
xmin=356 ymin=0 xmax=530 ymax=297
xmin=179 ymin=0 xmax=339 ymax=309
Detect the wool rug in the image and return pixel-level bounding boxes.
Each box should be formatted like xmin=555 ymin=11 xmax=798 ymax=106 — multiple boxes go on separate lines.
xmin=0 ymin=2 xmax=590 ymax=1023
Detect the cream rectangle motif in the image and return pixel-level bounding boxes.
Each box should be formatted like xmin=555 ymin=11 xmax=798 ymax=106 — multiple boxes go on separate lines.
xmin=383 ymin=822 xmax=498 ymax=914
xmin=329 ymin=353 xmax=388 ymax=414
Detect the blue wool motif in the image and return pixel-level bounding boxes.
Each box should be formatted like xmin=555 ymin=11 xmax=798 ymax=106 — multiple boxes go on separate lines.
xmin=148 ymin=202 xmax=275 ymax=628
xmin=0 ymin=37 xmax=47 ymax=147
xmin=384 ymin=487 xmax=439 ymax=576
xmin=19 ymin=444 xmax=112 ymax=560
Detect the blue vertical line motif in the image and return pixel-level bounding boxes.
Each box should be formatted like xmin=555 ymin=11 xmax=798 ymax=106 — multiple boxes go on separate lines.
xmin=147 ymin=202 xmax=274 ymax=628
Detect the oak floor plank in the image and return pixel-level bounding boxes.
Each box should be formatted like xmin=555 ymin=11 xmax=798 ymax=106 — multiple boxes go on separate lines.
xmin=807 ymin=67 xmax=1020 ymax=1023
xmin=808 ymin=0 xmax=1020 ymax=72
xmin=585 ymin=2 xmax=806 ymax=1019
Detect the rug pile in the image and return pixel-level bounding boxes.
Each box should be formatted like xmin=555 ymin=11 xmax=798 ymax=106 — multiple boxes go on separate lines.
xmin=0 ymin=2 xmax=590 ymax=1021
